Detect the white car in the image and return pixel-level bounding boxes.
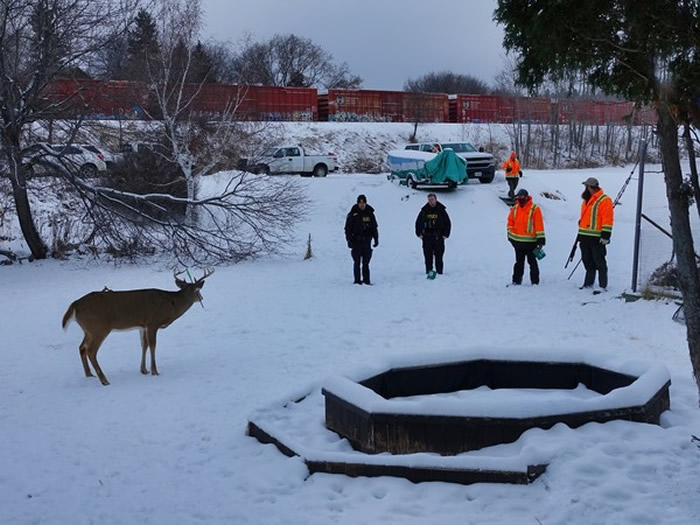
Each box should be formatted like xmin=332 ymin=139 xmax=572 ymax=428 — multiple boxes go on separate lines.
xmin=23 ymin=143 xmax=107 ymax=177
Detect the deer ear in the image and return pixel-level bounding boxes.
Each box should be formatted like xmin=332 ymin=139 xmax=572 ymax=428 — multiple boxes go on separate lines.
xmin=196 ymin=281 xmax=205 ymax=289
xmin=175 ymin=279 xmax=187 ymax=289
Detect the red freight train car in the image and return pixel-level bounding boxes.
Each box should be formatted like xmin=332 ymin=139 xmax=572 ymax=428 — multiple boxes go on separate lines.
xmin=319 ymin=89 xmax=448 ymax=122
xmin=401 ymin=91 xmax=449 ymax=123
xmin=188 ymin=84 xmax=257 ymax=119
xmin=44 ymin=79 xmax=655 ymax=126
xmin=46 ymin=78 xmax=150 ymax=118
xmin=255 ymin=86 xmax=317 ymax=121
xmin=189 ymin=84 xmax=317 ymax=121
xmin=320 ymin=89 xmax=390 ymax=122
xmin=450 ymin=94 xmax=512 ymax=123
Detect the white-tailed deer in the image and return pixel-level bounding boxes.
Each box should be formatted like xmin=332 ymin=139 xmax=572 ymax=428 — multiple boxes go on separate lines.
xmin=62 ymin=269 xmax=214 ymax=385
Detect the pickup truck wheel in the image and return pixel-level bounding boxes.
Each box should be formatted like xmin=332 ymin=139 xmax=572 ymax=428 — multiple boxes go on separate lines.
xmin=260 ymin=165 xmax=270 ymax=175
xmin=312 ymin=164 xmax=328 ymax=177
xmin=479 ymin=174 xmax=495 ymax=184
xmin=406 ymin=175 xmax=417 ymax=189
xmin=80 ymin=163 xmax=98 ymax=178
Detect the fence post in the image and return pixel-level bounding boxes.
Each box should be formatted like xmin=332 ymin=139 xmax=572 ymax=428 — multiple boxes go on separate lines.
xmin=631 ymin=139 xmax=647 ymax=292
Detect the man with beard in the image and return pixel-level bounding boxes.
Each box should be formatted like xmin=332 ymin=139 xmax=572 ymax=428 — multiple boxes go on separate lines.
xmin=415 ymin=193 xmax=451 ymax=277
xmin=578 ymin=177 xmax=614 ymax=292
xmin=344 ymin=194 xmax=379 ymax=285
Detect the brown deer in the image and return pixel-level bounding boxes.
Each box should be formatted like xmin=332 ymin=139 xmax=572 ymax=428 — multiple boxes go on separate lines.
xmin=62 ymin=269 xmax=214 ymax=385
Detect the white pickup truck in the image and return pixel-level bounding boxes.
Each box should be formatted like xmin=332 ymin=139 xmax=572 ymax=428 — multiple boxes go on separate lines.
xmin=248 ymin=145 xmax=338 ymax=177
xmin=404 ymin=142 xmax=496 ymax=183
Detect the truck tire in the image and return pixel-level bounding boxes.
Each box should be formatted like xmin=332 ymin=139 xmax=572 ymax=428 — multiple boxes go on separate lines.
xmin=312 ymin=164 xmax=328 ymax=177
xmin=260 ymin=165 xmax=270 ymax=175
xmin=479 ymin=172 xmax=495 ymax=184
xmin=406 ymin=175 xmax=417 ymax=189
xmin=80 ymin=163 xmax=98 ymax=178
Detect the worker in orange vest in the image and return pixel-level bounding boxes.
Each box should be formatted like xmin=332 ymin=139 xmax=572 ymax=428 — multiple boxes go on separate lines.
xmin=503 ymin=151 xmax=522 ymax=200
xmin=578 ymin=177 xmax=614 ymax=291
xmin=507 ymin=189 xmax=545 ymax=285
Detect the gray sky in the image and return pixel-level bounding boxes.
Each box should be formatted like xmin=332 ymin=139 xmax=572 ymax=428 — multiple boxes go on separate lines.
xmin=200 ymin=0 xmax=505 ymax=90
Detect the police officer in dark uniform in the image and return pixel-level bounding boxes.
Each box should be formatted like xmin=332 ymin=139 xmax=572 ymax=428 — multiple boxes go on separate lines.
xmin=415 ymin=193 xmax=451 ymax=275
xmin=344 ymin=194 xmax=379 ymax=285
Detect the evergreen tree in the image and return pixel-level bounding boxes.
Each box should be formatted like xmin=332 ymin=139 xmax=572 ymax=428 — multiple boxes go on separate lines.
xmin=126 ymin=8 xmax=159 ymax=81
xmin=188 ymin=41 xmax=218 ymax=83
xmin=494 ymin=0 xmax=700 ymax=400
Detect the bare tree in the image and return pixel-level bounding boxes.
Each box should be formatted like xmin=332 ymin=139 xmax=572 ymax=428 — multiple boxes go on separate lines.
xmin=404 ymin=70 xmax=489 ymax=94
xmin=96 ymin=0 xmax=309 ymax=263
xmin=0 ymin=0 xmax=139 ymax=260
xmin=231 ymin=33 xmax=362 ymax=89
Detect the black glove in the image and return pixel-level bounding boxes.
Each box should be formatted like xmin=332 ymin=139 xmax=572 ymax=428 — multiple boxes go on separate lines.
xmin=373 ymin=240 xmax=378 ymax=248
xmin=506 ymin=167 xmax=512 ymax=173
xmin=347 ymin=240 xmax=352 ymax=249
xmin=537 ymin=239 xmax=545 ymax=247
xmin=519 ymin=170 xmax=523 ymax=177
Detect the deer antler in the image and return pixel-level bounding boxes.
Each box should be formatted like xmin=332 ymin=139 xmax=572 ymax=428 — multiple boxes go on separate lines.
xmin=173 ymin=268 xmax=189 ymax=285
xmin=196 ymin=267 xmax=215 ymax=283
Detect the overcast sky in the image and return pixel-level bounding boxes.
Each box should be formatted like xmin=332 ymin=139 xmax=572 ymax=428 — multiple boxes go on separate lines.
xmin=199 ymin=0 xmax=506 ymax=91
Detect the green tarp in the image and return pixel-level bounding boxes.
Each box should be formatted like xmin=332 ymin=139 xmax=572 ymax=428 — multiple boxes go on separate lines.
xmin=419 ymin=149 xmax=467 ymax=184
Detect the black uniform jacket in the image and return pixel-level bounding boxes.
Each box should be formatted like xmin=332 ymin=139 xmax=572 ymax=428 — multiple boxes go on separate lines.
xmin=345 ymin=204 xmax=379 ymax=244
xmin=415 ymin=202 xmax=451 ymax=238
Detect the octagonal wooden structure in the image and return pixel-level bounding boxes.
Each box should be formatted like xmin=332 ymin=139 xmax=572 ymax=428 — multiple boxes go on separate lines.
xmin=322 ymin=359 xmax=671 ymax=455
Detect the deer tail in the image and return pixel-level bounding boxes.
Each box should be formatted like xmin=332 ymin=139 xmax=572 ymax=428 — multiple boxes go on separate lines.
xmin=62 ymin=302 xmax=76 ymax=330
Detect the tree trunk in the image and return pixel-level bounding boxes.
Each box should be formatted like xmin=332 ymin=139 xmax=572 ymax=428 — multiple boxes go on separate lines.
xmin=683 ymin=123 xmax=700 ymax=221
xmin=2 ymin=139 xmax=47 ymax=260
xmin=10 ymin=175 xmax=47 ymax=260
xmin=657 ymin=104 xmax=700 ymax=402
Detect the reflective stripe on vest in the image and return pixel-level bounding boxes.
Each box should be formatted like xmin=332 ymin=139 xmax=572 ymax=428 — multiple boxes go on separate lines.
xmin=578 ymin=193 xmax=611 ymax=237
xmin=508 ymin=204 xmax=542 ymax=242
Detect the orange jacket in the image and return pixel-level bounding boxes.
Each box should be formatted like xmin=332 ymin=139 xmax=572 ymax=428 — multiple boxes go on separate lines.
xmin=578 ymin=188 xmax=613 ymax=239
xmin=507 ymin=197 xmax=545 ymax=243
xmin=503 ymin=155 xmax=521 ymax=179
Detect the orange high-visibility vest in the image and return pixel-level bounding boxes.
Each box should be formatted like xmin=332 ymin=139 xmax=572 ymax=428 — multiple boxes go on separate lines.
xmin=503 ymin=157 xmax=521 ymax=179
xmin=507 ymin=197 xmax=545 ymax=243
xmin=578 ymin=188 xmax=613 ymax=238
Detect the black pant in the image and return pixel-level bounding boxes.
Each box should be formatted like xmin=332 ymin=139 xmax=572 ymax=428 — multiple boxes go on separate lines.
xmin=579 ymin=237 xmax=608 ymax=288
xmin=351 ymin=240 xmax=372 ymax=283
xmin=422 ymin=236 xmax=445 ymax=274
xmin=511 ymin=241 xmax=539 ymax=284
xmin=507 ymin=177 xmax=519 ymax=199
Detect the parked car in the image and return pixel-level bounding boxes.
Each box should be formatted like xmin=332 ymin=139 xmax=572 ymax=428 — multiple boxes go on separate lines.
xmin=23 ymin=142 xmax=107 ymax=177
xmin=79 ymin=144 xmax=115 ymax=169
xmin=111 ymin=142 xmax=166 ymax=165
xmin=244 ymin=145 xmax=338 ymax=177
xmin=404 ymin=142 xmax=496 ymax=183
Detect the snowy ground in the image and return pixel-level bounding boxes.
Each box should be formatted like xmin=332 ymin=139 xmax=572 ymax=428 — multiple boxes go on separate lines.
xmin=2 ymin=166 xmax=700 ymax=525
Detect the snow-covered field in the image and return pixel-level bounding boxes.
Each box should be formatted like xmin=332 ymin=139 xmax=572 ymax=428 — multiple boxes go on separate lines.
xmin=2 ymin=166 xmax=700 ymax=525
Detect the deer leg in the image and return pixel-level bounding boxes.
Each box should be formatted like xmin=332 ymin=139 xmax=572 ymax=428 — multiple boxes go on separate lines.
xmin=86 ymin=332 xmax=110 ymax=386
xmin=147 ymin=328 xmax=159 ymax=376
xmin=79 ymin=334 xmax=94 ymax=378
xmin=140 ymin=328 xmax=149 ymax=374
